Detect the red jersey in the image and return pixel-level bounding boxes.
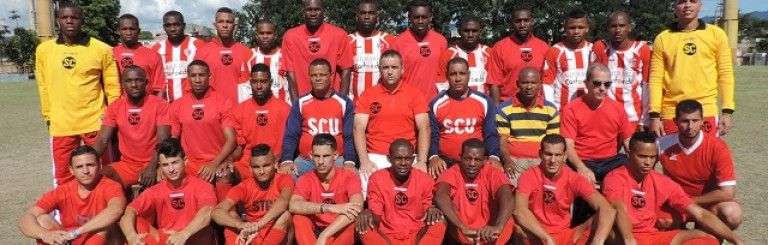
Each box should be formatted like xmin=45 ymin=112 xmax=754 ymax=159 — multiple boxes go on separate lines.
xmin=486 ymin=36 xmax=550 ymax=100
xmin=196 ymin=38 xmax=252 ymax=103
xmin=169 ymin=90 xmax=235 ymax=164
xmin=429 ymin=90 xmax=498 ymax=161
xmin=368 ymin=168 xmax=434 ymax=239
xmin=603 ymin=166 xmax=693 ymax=233
xmin=436 ymin=45 xmax=491 ymax=93
xmin=392 ymin=29 xmax=448 ymax=98
xmin=226 ymin=173 xmax=294 ymax=222
xmin=355 ymin=83 xmax=429 ymax=154
xmin=113 ymin=44 xmax=165 ymax=93
xmin=560 ymin=97 xmax=634 ymax=161
xmin=103 ymin=95 xmax=169 ymax=164
xmin=348 ymin=31 xmax=396 ymax=98
xmin=542 ymin=42 xmax=596 ymax=109
xmin=245 ymin=47 xmax=291 ymax=104
xmin=281 ymin=23 xmax=353 ymax=94
xmin=294 ymin=168 xmax=362 ymax=227
xmin=232 ymin=97 xmax=291 ymax=164
xmin=658 ymin=133 xmax=736 ymax=197
xmin=283 ymin=93 xmax=354 ymax=160
xmin=150 ymin=36 xmax=206 ymax=101
xmin=593 ymin=40 xmax=651 ymax=124
xmin=36 ymin=177 xmax=123 ymax=230
xmin=436 ymin=164 xmax=511 ymax=229
xmin=517 ymin=166 xmax=595 ymax=233
xmin=129 ymin=176 xmax=217 ymax=231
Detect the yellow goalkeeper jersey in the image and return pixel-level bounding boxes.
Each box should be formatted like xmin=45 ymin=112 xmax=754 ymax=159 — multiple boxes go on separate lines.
xmin=649 ymin=20 xmax=735 ymax=119
xmin=35 ymin=35 xmax=120 ymax=136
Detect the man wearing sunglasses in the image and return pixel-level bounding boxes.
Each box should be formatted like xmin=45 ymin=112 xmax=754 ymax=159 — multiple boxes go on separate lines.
xmin=560 ymin=63 xmax=636 ymax=225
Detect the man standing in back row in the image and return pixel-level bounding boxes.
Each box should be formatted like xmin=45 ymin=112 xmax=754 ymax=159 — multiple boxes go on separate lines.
xmin=114 ymin=14 xmax=165 ymax=95
xmin=392 ymin=0 xmax=448 ymax=99
xmin=348 ymin=0 xmax=396 ymax=98
xmin=649 ymin=0 xmax=735 ymax=137
xmin=35 ymin=3 xmax=120 ymax=185
xmin=282 ymin=0 xmax=353 ymax=100
xmin=151 ymin=11 xmax=206 ymax=101
xmin=197 ymin=7 xmax=252 ymax=103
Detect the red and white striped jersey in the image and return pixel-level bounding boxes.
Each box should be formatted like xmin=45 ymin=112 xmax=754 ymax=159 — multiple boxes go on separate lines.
xmin=243 ymin=47 xmax=291 ymax=104
xmin=593 ymin=40 xmax=651 ymax=124
xmin=150 ymin=36 xmax=205 ymax=101
xmin=348 ymin=31 xmax=395 ymax=98
xmin=542 ymin=42 xmax=596 ymax=110
xmin=436 ymin=45 xmax=490 ymax=94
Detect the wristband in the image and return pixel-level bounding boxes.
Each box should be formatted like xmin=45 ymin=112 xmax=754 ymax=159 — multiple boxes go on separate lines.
xmin=488 ymin=155 xmax=501 ymax=162
xmin=320 ymin=203 xmax=326 ymax=213
xmin=722 ymin=109 xmax=734 ymax=115
xmin=428 ymin=155 xmax=440 ymax=161
xmin=68 ymin=228 xmax=81 ymax=239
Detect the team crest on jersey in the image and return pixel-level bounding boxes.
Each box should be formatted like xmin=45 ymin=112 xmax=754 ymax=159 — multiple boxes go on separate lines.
xmin=250 ymin=200 xmax=273 ymax=212
xmin=631 ymin=194 xmax=646 ymax=208
xmin=683 ymin=42 xmax=697 ymax=55
xmin=543 ymin=189 xmax=555 ymax=204
xmin=192 ymin=105 xmax=205 ymax=120
xmin=520 ymin=48 xmax=533 ymax=62
xmin=702 ymin=120 xmax=713 ymax=133
xmin=309 ymin=40 xmax=321 ymax=53
xmin=221 ymin=53 xmax=233 ymax=65
xmin=370 ymin=102 xmax=382 ymax=114
xmin=256 ymin=113 xmax=268 ymax=126
xmin=170 ymin=192 xmax=186 ymax=209
xmin=121 ymin=56 xmax=134 ymax=69
xmin=419 ymin=46 xmax=431 ymax=57
xmin=62 ymin=56 xmax=76 ymax=70
xmin=394 ymin=191 xmax=408 ymax=206
xmin=465 ymin=187 xmax=479 ymax=203
xmin=128 ymin=111 xmax=141 ymax=125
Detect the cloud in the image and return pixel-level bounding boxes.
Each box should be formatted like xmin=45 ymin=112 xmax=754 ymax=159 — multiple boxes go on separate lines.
xmin=120 ymin=0 xmax=247 ymax=34
xmin=0 ymin=0 xmax=32 ymax=29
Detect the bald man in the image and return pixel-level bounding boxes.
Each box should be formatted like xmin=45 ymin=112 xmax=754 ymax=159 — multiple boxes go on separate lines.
xmin=495 ymin=67 xmax=559 ymax=185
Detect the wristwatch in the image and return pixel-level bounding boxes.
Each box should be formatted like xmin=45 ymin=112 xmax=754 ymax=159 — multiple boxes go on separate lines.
xmin=67 ymin=228 xmax=81 ymax=239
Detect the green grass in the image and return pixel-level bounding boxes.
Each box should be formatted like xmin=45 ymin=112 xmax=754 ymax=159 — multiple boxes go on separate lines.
xmin=0 ymin=67 xmax=766 ymax=243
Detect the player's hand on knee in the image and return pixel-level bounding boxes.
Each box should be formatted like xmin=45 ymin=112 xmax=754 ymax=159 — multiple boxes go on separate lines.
xmin=424 ymin=206 xmax=444 ymax=225
xmin=356 ymin=209 xmax=377 ymax=234
xmin=41 ymin=230 xmax=69 ymax=245
xmin=428 ymin=156 xmax=447 ymax=179
xmin=576 ymin=166 xmax=597 ymax=184
xmin=477 ymin=225 xmax=501 ymax=242
xmin=165 ymin=230 xmax=189 ymax=245
xmin=198 ymin=163 xmax=218 ymax=182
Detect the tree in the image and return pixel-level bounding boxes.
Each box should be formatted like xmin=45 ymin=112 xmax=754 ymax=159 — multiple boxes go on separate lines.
xmin=139 ymin=30 xmax=153 ymax=40
xmin=63 ymin=0 xmax=121 ymax=45
xmin=9 ymin=10 xmax=21 ymax=29
xmin=4 ymin=28 xmax=38 ymax=73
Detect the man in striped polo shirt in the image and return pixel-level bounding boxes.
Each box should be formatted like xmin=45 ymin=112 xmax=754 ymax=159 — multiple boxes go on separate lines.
xmin=495 ymin=67 xmax=559 ymax=185
xmin=348 ymin=0 xmax=396 ymax=98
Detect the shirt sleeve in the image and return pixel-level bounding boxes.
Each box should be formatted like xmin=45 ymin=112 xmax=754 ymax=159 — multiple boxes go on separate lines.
xmin=665 ymin=178 xmax=694 ymax=214
xmin=435 ymin=50 xmax=452 ymax=82
xmin=342 ymin=96 xmax=357 ymax=162
xmin=485 ymin=45 xmax=504 ymax=86
xmin=495 ymin=102 xmax=511 ymax=137
xmin=35 ymin=44 xmax=50 ymax=121
xmin=156 ymin=101 xmax=171 ymax=126
xmin=546 ymin=106 xmax=561 ymax=134
xmin=294 ymin=177 xmax=312 ymax=199
xmin=592 ymin=40 xmax=608 ymax=64
xmin=346 ymin=171 xmax=363 ymax=195
xmin=336 ymin=34 xmax=354 ymax=70
xmin=225 ymin=183 xmax=246 ymax=203
xmin=411 ymin=91 xmax=429 ymax=115
xmin=129 ymin=189 xmax=154 ymax=216
xmin=617 ymin=105 xmax=635 ymax=141
xmin=280 ymin=35 xmax=295 ymax=72
xmin=648 ymin=33 xmax=665 ymax=114
xmin=572 ymin=173 xmax=597 ymax=199
xmin=483 ymin=97 xmax=501 ymax=157
xmin=559 ymin=106 xmax=577 ymax=140
xmin=219 ymin=98 xmax=237 ymax=129
xmin=601 ymin=172 xmax=625 ymax=203
xmin=515 ymin=170 xmax=536 ymax=194
xmin=428 ymin=98 xmax=440 ymax=157
xmin=713 ymin=139 xmax=737 ymax=187
xmin=168 ymin=101 xmax=182 ymax=137
xmin=35 ymin=189 xmax=60 ymax=213
xmin=103 ymin=104 xmax=118 ymax=127
xmin=421 ymin=175 xmax=436 ymax=210
xmin=196 ymin=181 xmax=218 ymax=207
xmin=541 ymin=47 xmax=559 ymax=85
xmin=102 ymin=46 xmax=122 ymax=104
xmin=367 ymin=175 xmax=385 ymax=216
xmin=355 ymin=92 xmax=371 ymax=114
xmin=488 ymin=167 xmax=512 ymax=191
xmin=713 ymin=27 xmax=735 ymax=111
xmin=278 ymin=175 xmax=295 ymax=191
xmin=281 ymin=102 xmax=303 ymax=162
xmin=151 ymin=52 xmax=166 ymax=92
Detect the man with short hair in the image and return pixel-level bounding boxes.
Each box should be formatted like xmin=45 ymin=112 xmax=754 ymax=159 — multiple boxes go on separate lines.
xmin=168 ymin=60 xmax=237 ymax=199
xmin=282 ymin=0 xmax=353 ymax=100
xmin=436 ymin=16 xmax=490 ymax=93
xmin=290 ymin=134 xmax=364 ymax=245
xmin=213 ymin=144 xmax=293 ymax=245
xmin=348 ymin=0 xmax=396 ymax=98
xmin=19 ymin=146 xmax=126 ymax=244
xmin=114 ymin=14 xmax=165 ymax=95
xmin=282 ymin=58 xmax=356 ymax=177
xmin=357 ymin=139 xmax=446 ymax=244
xmin=649 ymin=0 xmax=735 ymax=137
xmin=231 ymin=64 xmax=291 ymax=180
xmin=605 ymin=131 xmax=742 ymax=245
xmin=593 ymin=11 xmax=651 ymax=129
xmin=429 ymin=57 xmax=500 ymax=179
xmin=120 ymin=138 xmax=216 ymax=244
xmin=542 ymin=9 xmax=596 ymax=110
xmin=94 ymin=66 xmax=170 ymax=188
xmin=197 ymin=7 xmax=253 ymax=103
xmin=354 ymin=50 xmax=430 ymax=194
xmin=35 ymin=3 xmax=120 ymax=185
xmin=657 ymin=100 xmax=742 ymax=229
xmin=245 ymin=19 xmax=291 ymax=104
xmin=151 ymin=11 xmax=206 ymax=101
xmin=435 ymin=138 xmax=515 ymax=244
xmin=487 ymin=6 xmax=549 ymax=104
xmin=514 ymin=134 xmax=615 ymax=244
xmin=496 ymin=68 xmax=559 ymax=185
xmin=392 ymin=0 xmax=448 ymax=98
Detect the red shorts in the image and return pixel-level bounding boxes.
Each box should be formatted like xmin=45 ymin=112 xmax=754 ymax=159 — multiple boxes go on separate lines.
xmin=360 ymin=223 xmax=446 ymax=245
xmin=522 ymin=227 xmax=590 ymax=245
xmin=140 ymin=226 xmax=215 ymax=245
xmin=662 ymin=116 xmax=718 ymax=137
xmin=449 ymin=219 xmax=516 ymax=245
xmin=50 ymin=132 xmax=98 ymax=185
xmin=634 ymin=231 xmax=680 ymax=245
xmin=110 ymin=160 xmax=149 ymax=186
xmin=223 ymin=223 xmax=285 ymax=245
xmin=36 ymin=231 xmax=105 ymax=245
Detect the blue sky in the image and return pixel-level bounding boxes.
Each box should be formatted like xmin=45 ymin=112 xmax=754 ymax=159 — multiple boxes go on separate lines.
xmin=1 ymin=0 xmax=767 ymax=32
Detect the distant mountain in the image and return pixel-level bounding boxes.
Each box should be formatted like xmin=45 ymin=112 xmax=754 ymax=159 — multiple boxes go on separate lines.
xmin=702 ymin=11 xmax=768 ymax=22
